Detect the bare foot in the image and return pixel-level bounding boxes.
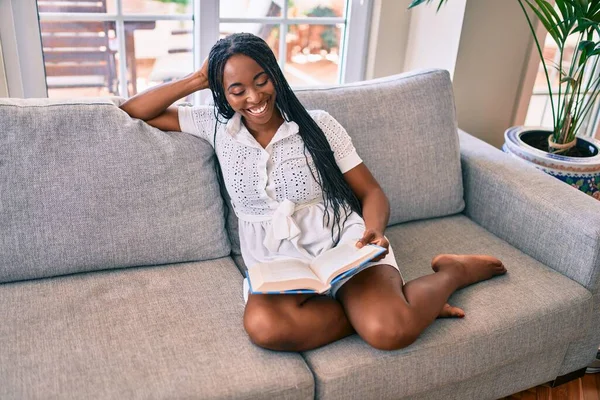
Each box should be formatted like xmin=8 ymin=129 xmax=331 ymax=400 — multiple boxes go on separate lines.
xmin=438 ymin=303 xmax=465 ymax=318
xmin=431 ymin=254 xmax=506 ymax=289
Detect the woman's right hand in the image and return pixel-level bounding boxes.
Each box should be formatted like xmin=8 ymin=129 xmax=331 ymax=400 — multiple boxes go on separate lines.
xmin=184 ymin=57 xmax=209 ymax=92
xmin=119 ymin=57 xmax=210 ymax=132
xmin=198 ymin=57 xmax=209 ymax=85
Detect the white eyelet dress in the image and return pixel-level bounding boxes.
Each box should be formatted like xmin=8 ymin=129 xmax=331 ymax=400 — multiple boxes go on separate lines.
xmin=178 ymin=106 xmax=401 ymax=303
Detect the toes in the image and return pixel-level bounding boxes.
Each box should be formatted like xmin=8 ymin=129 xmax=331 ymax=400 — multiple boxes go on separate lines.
xmin=495 ymin=262 xmax=507 ymax=274
xmin=448 ymin=305 xmax=465 ymax=318
xmin=439 ymin=303 xmax=465 ymax=319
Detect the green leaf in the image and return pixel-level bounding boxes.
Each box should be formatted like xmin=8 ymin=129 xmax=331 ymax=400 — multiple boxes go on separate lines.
xmin=547 ymin=59 xmax=570 ymax=76
xmin=408 ymin=0 xmax=447 ymax=9
xmin=589 ymin=1 xmax=600 ymax=19
xmin=525 ymin=0 xmax=562 ymax=44
xmin=560 ymin=76 xmax=578 ymax=85
xmin=578 ymin=40 xmax=597 ymax=52
xmin=540 ymin=0 xmax=562 ymax=22
xmin=555 ymin=0 xmax=573 ymax=23
xmin=539 ymin=0 xmax=568 ymax=38
xmin=408 ymin=0 xmax=428 ymax=8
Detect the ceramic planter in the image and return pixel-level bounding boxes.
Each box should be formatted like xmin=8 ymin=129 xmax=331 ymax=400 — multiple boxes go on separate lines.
xmin=503 ymin=126 xmax=600 ymax=200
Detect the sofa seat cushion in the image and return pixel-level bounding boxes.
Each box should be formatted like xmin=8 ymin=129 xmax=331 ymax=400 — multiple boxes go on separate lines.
xmin=0 ymin=258 xmax=313 ymax=399
xmin=301 ymin=215 xmax=592 ymax=399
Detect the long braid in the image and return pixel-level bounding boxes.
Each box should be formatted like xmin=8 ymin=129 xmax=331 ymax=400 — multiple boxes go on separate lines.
xmin=207 ymin=33 xmax=362 ymax=245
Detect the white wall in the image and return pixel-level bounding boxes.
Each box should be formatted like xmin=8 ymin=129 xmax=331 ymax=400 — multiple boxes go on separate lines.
xmin=452 ymin=0 xmax=535 ymax=148
xmin=402 ymin=0 xmax=466 ymax=77
xmin=366 ymin=0 xmax=409 ymax=80
xmin=365 ymin=0 xmax=537 ymax=148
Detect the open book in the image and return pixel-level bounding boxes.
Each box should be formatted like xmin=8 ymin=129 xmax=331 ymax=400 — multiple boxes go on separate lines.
xmin=246 ymin=243 xmax=386 ymax=295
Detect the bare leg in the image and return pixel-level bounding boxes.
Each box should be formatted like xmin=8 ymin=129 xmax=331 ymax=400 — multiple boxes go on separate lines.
xmin=244 ymin=254 xmax=505 ymax=352
xmin=338 ymin=254 xmax=506 ymax=350
xmin=243 ymin=292 xmax=355 ymax=352
xmin=243 ymin=290 xmax=462 ymax=351
xmin=400 ymin=254 xmax=505 ymax=332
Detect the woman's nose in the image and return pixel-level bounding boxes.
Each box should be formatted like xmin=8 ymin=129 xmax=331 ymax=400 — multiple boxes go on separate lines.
xmin=246 ymin=89 xmax=261 ymax=104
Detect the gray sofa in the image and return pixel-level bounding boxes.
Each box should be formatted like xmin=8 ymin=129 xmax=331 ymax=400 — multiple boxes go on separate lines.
xmin=1 ymin=69 xmax=599 ymax=400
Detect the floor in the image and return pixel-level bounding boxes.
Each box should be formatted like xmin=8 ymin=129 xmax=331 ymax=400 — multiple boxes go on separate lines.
xmin=502 ymin=373 xmax=600 ymax=399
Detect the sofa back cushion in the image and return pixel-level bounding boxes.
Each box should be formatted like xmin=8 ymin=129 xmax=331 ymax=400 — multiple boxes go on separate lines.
xmin=298 ymin=69 xmax=464 ymax=223
xmin=0 ymin=98 xmax=230 ymax=283
xmin=227 ymin=69 xmax=464 ymax=256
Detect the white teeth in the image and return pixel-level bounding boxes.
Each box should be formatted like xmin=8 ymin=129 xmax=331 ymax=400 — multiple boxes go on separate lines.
xmin=248 ymin=101 xmax=268 ymax=115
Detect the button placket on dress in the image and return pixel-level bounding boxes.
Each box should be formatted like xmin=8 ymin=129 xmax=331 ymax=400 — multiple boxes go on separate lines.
xmin=260 ymin=146 xmax=279 ymax=210
xmin=262 ymin=121 xmax=300 ymax=210
xmin=266 ymin=132 xmax=308 ymax=252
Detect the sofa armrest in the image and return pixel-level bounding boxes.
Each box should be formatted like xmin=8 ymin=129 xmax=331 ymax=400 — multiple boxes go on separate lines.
xmin=459 ymin=129 xmax=600 ymax=292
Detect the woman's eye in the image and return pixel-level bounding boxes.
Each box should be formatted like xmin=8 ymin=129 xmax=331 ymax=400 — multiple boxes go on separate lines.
xmin=231 ymin=91 xmax=245 ymax=96
xmin=256 ymin=80 xmax=269 ymax=87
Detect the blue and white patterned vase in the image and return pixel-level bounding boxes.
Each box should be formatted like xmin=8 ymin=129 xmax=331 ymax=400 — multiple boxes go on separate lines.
xmin=503 ymin=126 xmax=600 ymax=200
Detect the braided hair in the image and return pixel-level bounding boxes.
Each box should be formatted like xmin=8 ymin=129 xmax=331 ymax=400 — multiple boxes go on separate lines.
xmin=207 ymin=32 xmax=362 ymax=245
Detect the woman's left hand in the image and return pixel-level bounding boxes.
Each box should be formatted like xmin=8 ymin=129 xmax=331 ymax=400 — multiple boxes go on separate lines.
xmin=356 ymin=229 xmax=389 ymax=262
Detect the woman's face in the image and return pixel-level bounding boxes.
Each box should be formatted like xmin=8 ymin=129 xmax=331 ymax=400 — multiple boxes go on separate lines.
xmin=222 ymin=53 xmax=281 ymax=130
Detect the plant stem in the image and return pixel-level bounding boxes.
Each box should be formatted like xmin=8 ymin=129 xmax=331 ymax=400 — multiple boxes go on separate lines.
xmin=573 ymin=58 xmax=600 ymax=135
xmin=518 ymin=0 xmax=556 ymax=134
xmin=557 ymin=42 xmax=566 ymax=142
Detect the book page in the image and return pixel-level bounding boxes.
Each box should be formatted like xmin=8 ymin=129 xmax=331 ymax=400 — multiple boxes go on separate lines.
xmin=310 ymin=243 xmax=383 ymax=284
xmin=247 ymin=259 xmax=328 ymax=293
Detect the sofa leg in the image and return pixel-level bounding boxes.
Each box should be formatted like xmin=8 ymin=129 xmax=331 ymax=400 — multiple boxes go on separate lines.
xmin=545 ymin=367 xmax=587 ymax=388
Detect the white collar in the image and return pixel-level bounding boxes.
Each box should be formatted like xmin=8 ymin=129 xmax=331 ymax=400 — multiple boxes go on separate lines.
xmin=225 ymin=112 xmax=300 ymax=148
xmin=225 ymin=112 xmax=243 ymax=136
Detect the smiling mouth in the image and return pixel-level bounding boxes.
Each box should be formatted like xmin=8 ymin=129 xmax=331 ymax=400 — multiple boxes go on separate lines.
xmin=246 ymin=100 xmax=269 ymax=116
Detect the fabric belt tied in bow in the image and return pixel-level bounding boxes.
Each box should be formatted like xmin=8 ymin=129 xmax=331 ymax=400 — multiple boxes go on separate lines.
xmin=262 ymin=198 xmax=321 ymax=253
xmin=271 ymin=199 xmax=300 ymax=242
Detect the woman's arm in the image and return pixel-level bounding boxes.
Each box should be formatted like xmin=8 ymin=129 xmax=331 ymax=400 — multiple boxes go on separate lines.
xmin=343 ymin=163 xmax=390 ymax=261
xmin=119 ymin=59 xmax=209 ymax=132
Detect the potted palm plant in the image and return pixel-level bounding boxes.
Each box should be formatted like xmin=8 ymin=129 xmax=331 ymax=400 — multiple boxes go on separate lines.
xmin=410 ymin=0 xmax=600 ymax=200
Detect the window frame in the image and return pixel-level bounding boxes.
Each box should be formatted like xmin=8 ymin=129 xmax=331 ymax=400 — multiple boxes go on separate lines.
xmin=0 ymin=0 xmax=47 ymax=97
xmin=0 ymin=37 xmax=9 ymax=97
xmin=1 ymin=0 xmax=372 ymax=99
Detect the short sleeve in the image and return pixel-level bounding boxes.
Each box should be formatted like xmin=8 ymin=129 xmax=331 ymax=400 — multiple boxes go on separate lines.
xmin=315 ymin=111 xmax=363 ymax=173
xmin=178 ymin=105 xmax=214 ymax=143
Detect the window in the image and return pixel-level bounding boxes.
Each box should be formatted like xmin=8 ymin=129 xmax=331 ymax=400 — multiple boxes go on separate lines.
xmin=2 ymin=0 xmax=371 ymax=99
xmin=524 ymin=32 xmax=600 ymax=139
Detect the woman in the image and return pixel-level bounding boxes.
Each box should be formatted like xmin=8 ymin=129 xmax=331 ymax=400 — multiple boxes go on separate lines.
xmin=120 ymin=33 xmax=506 ymax=352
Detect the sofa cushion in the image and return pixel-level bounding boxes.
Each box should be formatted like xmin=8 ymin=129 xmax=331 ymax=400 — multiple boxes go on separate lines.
xmin=0 ymin=258 xmax=313 ymax=399
xmin=301 ymin=215 xmax=592 ymax=399
xmin=0 ymin=98 xmax=230 ymax=283
xmin=295 ymin=69 xmax=464 ymax=225
xmin=226 ymin=69 xmax=465 ymax=255
xmin=402 ymin=347 xmax=568 ymax=400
